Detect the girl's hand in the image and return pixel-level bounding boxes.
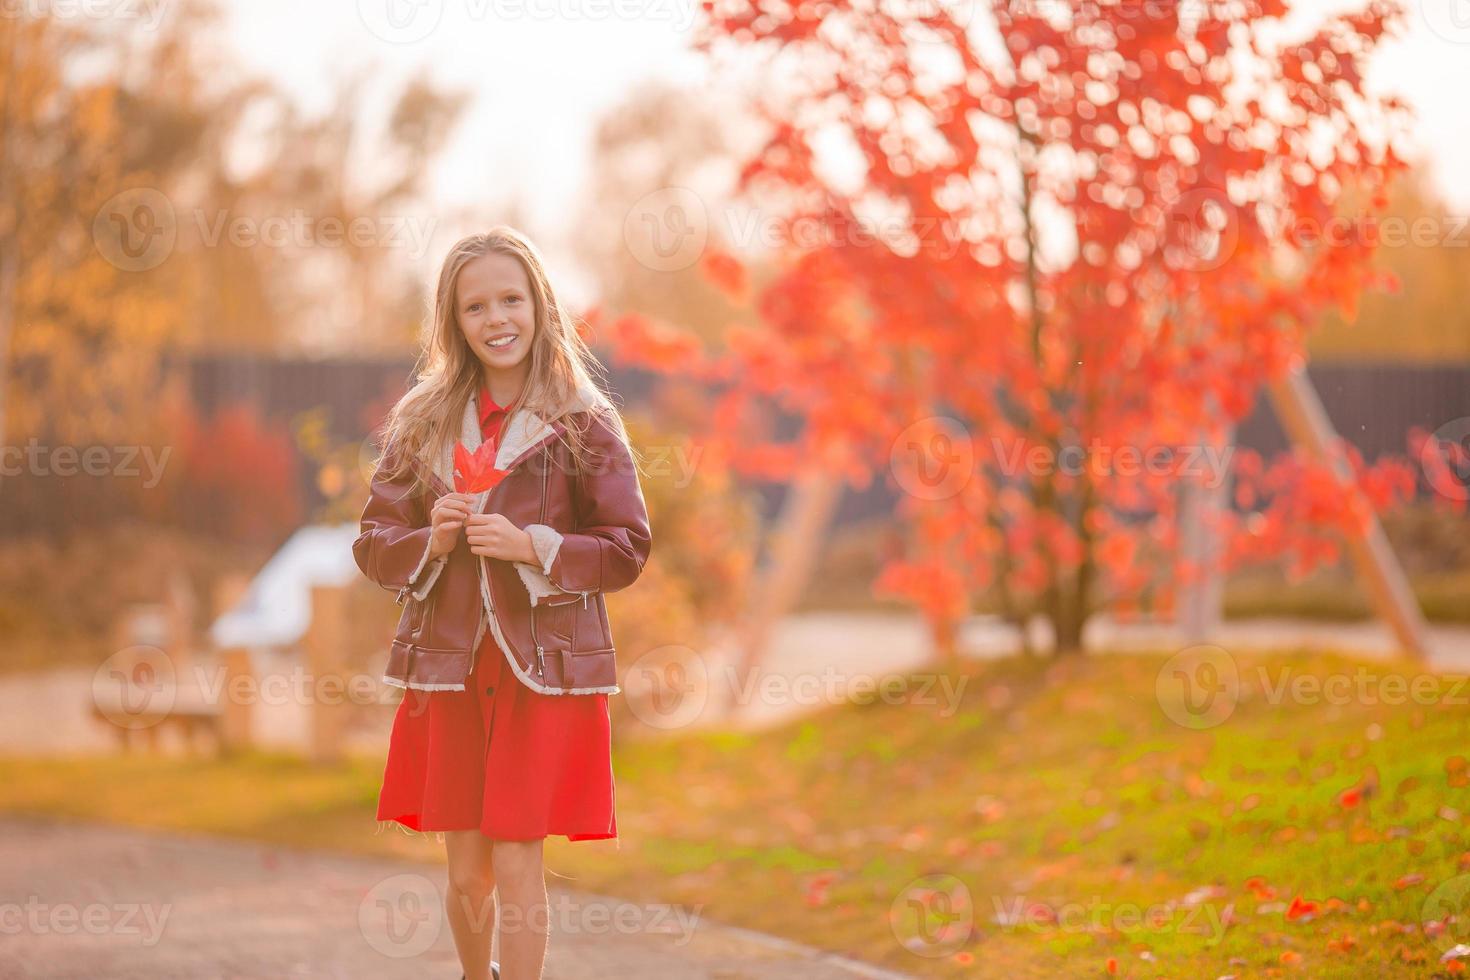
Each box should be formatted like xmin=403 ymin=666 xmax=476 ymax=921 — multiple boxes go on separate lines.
xmin=464 ymin=513 xmax=537 ymax=563
xmin=427 ymin=492 xmax=473 ymax=558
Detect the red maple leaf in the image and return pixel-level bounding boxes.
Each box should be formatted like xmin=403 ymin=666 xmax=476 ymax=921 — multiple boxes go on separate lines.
xmin=453 ymin=440 xmax=510 ymax=494
xmin=1285 ymin=896 xmax=1320 ymax=921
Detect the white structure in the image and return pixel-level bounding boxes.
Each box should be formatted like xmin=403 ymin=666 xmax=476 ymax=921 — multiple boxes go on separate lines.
xmin=206 ymin=523 xmax=378 ymax=753
xmin=210 ymin=523 xmax=361 ymax=650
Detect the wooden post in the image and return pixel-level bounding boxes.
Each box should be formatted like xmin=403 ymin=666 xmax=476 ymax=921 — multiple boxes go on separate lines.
xmin=213 ymin=573 xmax=254 ymax=755
xmin=218 ymin=646 xmax=254 ymax=754
xmin=1268 ymin=364 xmax=1430 ymax=659
xmin=304 ymin=583 xmax=349 ymax=764
xmin=727 ymin=468 xmax=843 ymax=719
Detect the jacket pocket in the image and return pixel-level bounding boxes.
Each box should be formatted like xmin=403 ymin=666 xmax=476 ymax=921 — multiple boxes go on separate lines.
xmin=406 ymin=595 xmax=427 ymax=634
xmin=535 ymin=598 xmax=577 ymax=649
xmin=386 ymin=638 xmax=473 ymax=688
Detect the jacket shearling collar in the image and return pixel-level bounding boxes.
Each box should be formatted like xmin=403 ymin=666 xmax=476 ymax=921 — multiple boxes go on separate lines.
xmin=428 ymin=377 xmax=600 ymax=499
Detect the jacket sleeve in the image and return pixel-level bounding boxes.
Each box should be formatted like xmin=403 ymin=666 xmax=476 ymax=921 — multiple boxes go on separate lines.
xmin=521 ymin=413 xmax=651 ymax=596
xmin=352 ymin=443 xmax=449 ymax=604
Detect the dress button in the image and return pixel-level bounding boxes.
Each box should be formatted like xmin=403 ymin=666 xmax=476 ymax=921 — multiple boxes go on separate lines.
xmin=484 ymin=685 xmax=495 ymax=696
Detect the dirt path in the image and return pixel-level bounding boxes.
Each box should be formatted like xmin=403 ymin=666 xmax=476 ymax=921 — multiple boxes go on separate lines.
xmin=0 ymin=814 xmax=911 ymax=979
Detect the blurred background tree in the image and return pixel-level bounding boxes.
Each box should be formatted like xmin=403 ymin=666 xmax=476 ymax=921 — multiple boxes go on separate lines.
xmin=1308 ymin=171 xmax=1470 ymax=361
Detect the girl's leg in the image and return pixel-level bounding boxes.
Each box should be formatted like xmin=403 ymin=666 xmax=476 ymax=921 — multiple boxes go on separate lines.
xmin=491 ymin=838 xmax=548 ymax=980
xmin=445 ymin=830 xmax=497 ymax=980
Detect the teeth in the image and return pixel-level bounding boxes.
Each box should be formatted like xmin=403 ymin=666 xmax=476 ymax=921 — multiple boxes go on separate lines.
xmin=487 ymin=335 xmax=515 ymax=349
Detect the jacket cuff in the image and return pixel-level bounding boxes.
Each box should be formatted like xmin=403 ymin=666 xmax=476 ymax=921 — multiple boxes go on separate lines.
xmin=513 ymin=561 xmax=573 ymax=607
xmin=403 ymin=535 xmax=448 ymax=602
xmin=524 ymin=523 xmax=565 ymax=576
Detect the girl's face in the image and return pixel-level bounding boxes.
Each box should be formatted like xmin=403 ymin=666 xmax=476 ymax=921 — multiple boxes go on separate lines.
xmin=455 ymin=251 xmax=537 ymax=381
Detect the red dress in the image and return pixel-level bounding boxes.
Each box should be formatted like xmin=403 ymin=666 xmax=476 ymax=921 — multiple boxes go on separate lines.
xmin=375 ymin=384 xmax=617 ymax=842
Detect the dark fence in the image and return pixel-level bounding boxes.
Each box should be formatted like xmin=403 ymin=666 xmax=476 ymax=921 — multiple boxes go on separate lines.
xmin=1 ymin=355 xmax=1465 ymax=540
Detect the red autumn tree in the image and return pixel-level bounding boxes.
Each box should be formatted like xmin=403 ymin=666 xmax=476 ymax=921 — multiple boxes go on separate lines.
xmin=617 ymin=0 xmax=1418 ymax=653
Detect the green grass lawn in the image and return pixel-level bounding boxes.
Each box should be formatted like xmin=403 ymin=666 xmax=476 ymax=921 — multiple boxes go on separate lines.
xmin=3 ymin=649 xmax=1470 ymax=977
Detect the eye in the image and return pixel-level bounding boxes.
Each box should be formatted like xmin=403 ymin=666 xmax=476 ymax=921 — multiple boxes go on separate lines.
xmin=506 ymin=296 xmax=521 ymax=304
xmin=467 ymin=302 xmax=484 ymax=312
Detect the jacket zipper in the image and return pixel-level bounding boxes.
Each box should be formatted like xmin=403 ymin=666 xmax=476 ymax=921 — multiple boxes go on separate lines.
xmin=530 ymin=447 xmax=550 ymax=678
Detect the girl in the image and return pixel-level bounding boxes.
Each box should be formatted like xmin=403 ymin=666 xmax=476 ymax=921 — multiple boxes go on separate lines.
xmin=353 ymin=227 xmax=653 ymax=980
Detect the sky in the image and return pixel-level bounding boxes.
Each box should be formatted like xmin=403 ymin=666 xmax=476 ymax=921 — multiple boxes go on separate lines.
xmin=215 ymin=0 xmax=1470 ymax=298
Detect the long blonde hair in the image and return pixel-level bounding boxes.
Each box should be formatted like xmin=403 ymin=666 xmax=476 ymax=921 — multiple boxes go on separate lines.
xmin=374 ymin=227 xmax=636 ymax=499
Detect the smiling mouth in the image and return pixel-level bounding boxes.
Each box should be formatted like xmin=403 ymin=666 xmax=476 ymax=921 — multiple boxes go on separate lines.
xmin=485 ymin=334 xmax=517 ymax=350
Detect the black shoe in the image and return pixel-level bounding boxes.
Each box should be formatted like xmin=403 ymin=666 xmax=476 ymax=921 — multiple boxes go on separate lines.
xmin=460 ymin=965 xmax=500 ymax=980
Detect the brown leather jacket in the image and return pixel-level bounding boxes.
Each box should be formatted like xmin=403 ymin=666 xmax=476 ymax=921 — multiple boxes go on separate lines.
xmin=352 ymin=386 xmax=652 ymax=695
